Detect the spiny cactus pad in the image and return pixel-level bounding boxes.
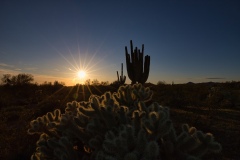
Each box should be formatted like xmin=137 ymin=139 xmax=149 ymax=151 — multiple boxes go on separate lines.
xmin=28 ymin=84 xmax=221 ymax=160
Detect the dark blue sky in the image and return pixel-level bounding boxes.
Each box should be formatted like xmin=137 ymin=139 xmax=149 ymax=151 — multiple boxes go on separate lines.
xmin=0 ymin=0 xmax=240 ymax=85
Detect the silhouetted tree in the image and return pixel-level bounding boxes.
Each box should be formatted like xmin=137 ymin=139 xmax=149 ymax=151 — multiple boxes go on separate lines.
xmin=85 ymin=79 xmax=91 ymax=85
xmin=53 ymin=80 xmax=65 ymax=86
xmin=100 ymin=81 xmax=109 ymax=86
xmin=41 ymin=81 xmax=52 ymax=86
xmin=1 ymin=74 xmax=12 ymax=85
xmin=92 ymin=79 xmax=100 ymax=85
xmin=1 ymin=73 xmax=34 ymax=85
xmin=157 ymin=80 xmax=166 ymax=85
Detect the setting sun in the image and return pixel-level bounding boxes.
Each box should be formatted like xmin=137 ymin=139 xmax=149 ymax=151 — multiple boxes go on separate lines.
xmin=77 ymin=70 xmax=86 ymax=79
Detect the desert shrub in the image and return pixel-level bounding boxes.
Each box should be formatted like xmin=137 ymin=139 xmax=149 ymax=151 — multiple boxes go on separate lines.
xmin=0 ymin=84 xmax=38 ymax=108
xmin=109 ymin=80 xmax=122 ymax=89
xmin=28 ymin=84 xmax=221 ymax=160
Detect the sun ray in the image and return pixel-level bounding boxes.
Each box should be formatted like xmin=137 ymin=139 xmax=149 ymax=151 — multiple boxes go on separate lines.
xmin=43 ymin=30 xmax=115 ymax=86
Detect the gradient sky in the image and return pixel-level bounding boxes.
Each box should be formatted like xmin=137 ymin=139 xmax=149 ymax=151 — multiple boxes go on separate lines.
xmin=0 ymin=0 xmax=240 ymax=86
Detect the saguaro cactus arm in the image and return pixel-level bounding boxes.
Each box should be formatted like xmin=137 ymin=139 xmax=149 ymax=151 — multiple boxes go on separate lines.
xmin=141 ymin=55 xmax=150 ymax=84
xmin=125 ymin=47 xmax=135 ymax=83
xmin=117 ymin=63 xmax=126 ymax=85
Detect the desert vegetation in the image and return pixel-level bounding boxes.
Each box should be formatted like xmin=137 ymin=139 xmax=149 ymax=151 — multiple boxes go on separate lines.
xmin=0 ymin=74 xmax=240 ymax=159
xmin=1 ymin=41 xmax=240 ymax=159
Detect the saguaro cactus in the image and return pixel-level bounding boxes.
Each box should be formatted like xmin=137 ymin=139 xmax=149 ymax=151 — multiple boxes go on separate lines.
xmin=116 ymin=63 xmax=126 ymax=85
xmin=125 ymin=40 xmax=150 ymax=84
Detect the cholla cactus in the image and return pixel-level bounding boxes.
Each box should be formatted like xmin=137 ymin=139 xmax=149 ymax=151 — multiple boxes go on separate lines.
xmin=28 ymin=84 xmax=221 ymax=160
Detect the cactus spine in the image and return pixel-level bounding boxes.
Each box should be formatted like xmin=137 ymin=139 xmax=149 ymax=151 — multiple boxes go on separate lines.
xmin=117 ymin=63 xmax=126 ymax=85
xmin=125 ymin=40 xmax=150 ymax=84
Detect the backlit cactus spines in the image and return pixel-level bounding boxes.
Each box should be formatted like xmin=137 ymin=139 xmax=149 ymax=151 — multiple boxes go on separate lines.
xmin=28 ymin=84 xmax=221 ymax=160
xmin=65 ymin=101 xmax=79 ymax=115
xmin=28 ymin=109 xmax=61 ymax=137
xmin=125 ymin=40 xmax=150 ymax=84
xmin=113 ymin=83 xmax=153 ymax=107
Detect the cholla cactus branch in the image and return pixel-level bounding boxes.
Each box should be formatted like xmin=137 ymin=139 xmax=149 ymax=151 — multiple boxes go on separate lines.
xmin=28 ymin=84 xmax=221 ymax=160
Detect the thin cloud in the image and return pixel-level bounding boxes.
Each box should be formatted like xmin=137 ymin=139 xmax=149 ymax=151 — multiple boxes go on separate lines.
xmin=0 ymin=63 xmax=14 ymax=68
xmin=0 ymin=68 xmax=21 ymax=75
xmin=206 ymin=77 xmax=225 ymax=80
xmin=25 ymin=67 xmax=38 ymax=71
xmin=0 ymin=62 xmax=38 ymax=71
xmin=0 ymin=63 xmax=24 ymax=75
